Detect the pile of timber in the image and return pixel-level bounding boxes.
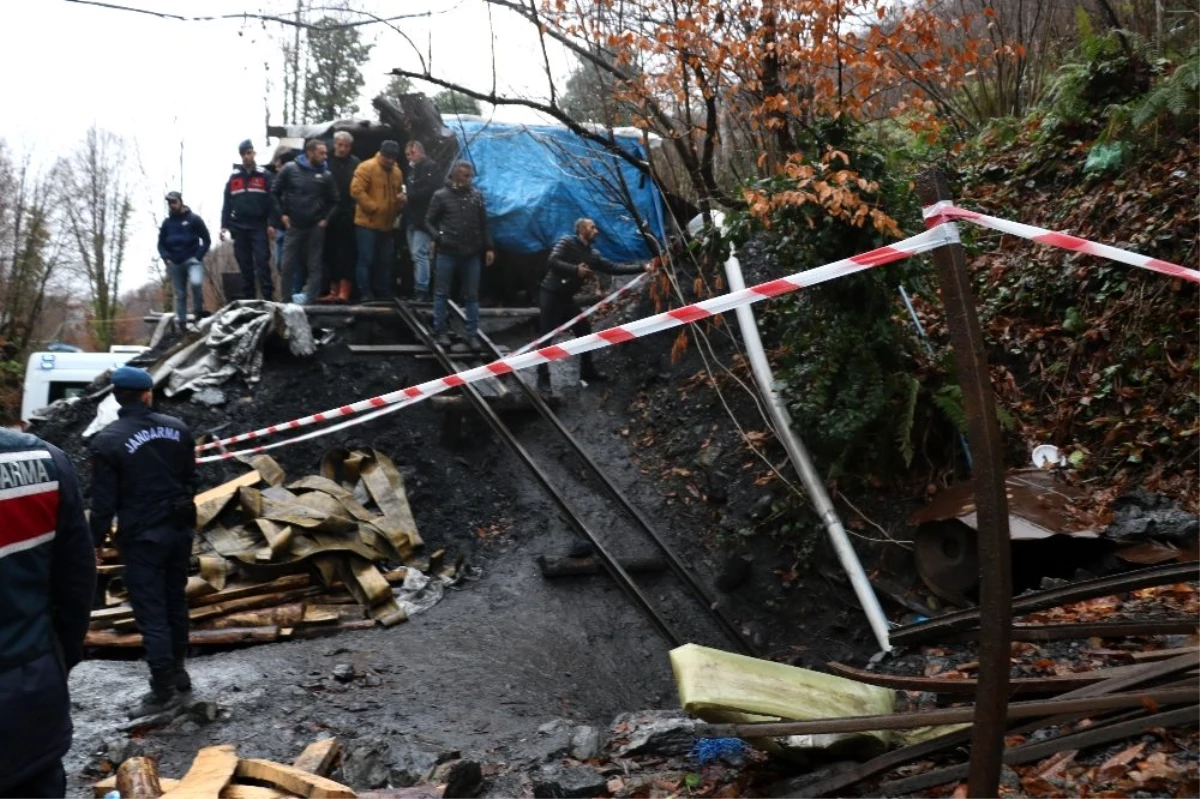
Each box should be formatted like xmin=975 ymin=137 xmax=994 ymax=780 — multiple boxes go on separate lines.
xmin=89 ymin=448 xmax=434 ymax=651
xmin=94 ymin=738 xmax=352 ymax=799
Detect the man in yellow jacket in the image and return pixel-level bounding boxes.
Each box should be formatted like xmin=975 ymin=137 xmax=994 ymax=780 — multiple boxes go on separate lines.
xmin=350 ymin=140 xmax=406 ymax=302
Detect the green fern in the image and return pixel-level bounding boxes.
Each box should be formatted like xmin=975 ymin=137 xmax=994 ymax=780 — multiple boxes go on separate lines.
xmin=896 ymin=374 xmax=920 ymax=467
xmin=1131 ymin=49 xmax=1200 ymax=129
xmin=933 ymin=385 xmax=968 ymax=434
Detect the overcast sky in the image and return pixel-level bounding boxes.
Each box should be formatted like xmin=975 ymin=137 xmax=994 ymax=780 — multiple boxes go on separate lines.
xmin=1 ymin=0 xmax=573 ymax=291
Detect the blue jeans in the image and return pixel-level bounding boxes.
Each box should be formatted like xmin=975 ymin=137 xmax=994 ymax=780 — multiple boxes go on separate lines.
xmin=168 ymin=257 xmax=204 ymax=324
xmin=355 ymin=226 xmax=396 ymax=300
xmin=432 ymin=251 xmax=481 ymax=335
xmin=407 ymin=227 xmax=433 ymax=296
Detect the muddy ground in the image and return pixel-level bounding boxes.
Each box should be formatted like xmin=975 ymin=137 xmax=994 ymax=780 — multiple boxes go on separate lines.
xmin=37 ymin=296 xmax=885 ymax=795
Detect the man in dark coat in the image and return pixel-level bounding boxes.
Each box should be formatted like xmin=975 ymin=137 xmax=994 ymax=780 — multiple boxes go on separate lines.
xmin=403 ymin=140 xmax=439 ymax=301
xmin=158 ymin=192 xmax=212 ymax=331
xmin=89 ymin=366 xmax=198 ymax=718
xmin=0 ymin=407 xmax=95 ymax=797
xmin=317 ymin=131 xmax=360 ymax=303
xmin=271 ymin=138 xmax=338 ymax=304
xmin=220 ymin=139 xmax=276 ymax=301
xmin=537 ymin=218 xmax=651 ymax=387
xmin=425 ymin=160 xmax=494 ymax=350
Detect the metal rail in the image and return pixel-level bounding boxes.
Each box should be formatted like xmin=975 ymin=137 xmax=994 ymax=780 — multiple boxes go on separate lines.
xmin=389 ymin=300 xmax=686 ymax=648
xmin=891 ymin=561 xmax=1200 ymax=646
xmin=443 ymin=299 xmax=759 ymax=657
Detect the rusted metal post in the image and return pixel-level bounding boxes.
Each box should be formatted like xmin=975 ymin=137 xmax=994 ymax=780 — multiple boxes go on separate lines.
xmin=916 ymin=168 xmax=1013 ymax=798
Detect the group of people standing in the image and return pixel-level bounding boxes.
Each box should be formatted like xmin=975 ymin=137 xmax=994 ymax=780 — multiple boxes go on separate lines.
xmin=220 ymin=133 xmax=439 ymax=309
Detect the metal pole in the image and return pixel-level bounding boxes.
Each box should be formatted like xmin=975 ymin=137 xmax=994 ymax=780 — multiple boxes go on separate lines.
xmin=712 ymin=213 xmax=892 ymax=652
xmin=916 ymin=168 xmax=1012 ymax=798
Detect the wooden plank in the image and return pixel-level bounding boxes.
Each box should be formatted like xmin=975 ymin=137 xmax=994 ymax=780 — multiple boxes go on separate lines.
xmin=196 ymin=472 xmax=263 ymax=506
xmin=190 ymin=574 xmax=313 ymax=607
xmin=161 ymin=744 xmax=239 ymax=799
xmin=87 ymin=626 xmax=281 ymax=648
xmin=292 ymin=739 xmax=342 ymax=777
xmin=826 ymin=660 xmax=1148 ymax=695
xmin=95 ymin=780 xmax=288 ymax=799
xmin=235 ymin=759 xmax=356 ymax=798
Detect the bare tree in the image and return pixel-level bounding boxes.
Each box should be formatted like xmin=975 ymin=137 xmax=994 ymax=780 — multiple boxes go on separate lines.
xmin=0 ymin=146 xmax=70 ymax=352
xmin=57 ymin=126 xmax=135 ymax=350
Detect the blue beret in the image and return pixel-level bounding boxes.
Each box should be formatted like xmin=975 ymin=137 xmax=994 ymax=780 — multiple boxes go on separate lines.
xmin=111 ymin=366 xmax=153 ymax=390
xmin=238 ymin=139 xmax=254 ymax=154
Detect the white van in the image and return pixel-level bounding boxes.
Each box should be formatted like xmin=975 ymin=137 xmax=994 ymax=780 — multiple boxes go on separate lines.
xmin=20 ymin=347 xmax=150 ymax=423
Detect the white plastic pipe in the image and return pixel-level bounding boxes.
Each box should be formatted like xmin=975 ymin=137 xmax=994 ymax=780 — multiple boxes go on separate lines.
xmin=701 ymin=212 xmax=892 ymax=651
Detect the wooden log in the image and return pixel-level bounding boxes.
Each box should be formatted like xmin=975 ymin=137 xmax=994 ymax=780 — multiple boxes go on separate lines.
xmin=161 ymin=744 xmax=239 ymax=799
xmin=537 ymin=554 xmax=669 ymax=578
xmin=116 ymin=757 xmax=164 ymax=799
xmin=293 ymin=739 xmax=342 ymax=777
xmin=190 ymin=574 xmax=313 ymax=607
xmin=190 ymin=587 xmax=325 ymax=622
xmin=289 ymin=620 xmax=376 ymax=640
xmin=86 ymin=626 xmax=281 ymax=648
xmin=200 ymin=603 xmax=306 ymax=630
xmin=234 ymin=758 xmax=356 ymax=798
xmin=95 ymin=776 xmax=179 ymax=798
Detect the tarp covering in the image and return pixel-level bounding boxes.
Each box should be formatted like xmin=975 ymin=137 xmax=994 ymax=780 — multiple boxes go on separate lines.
xmin=448 ymin=119 xmax=666 ymax=262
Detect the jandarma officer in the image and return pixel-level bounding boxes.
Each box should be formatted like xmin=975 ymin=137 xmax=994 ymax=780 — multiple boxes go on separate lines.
xmin=0 ymin=407 xmax=95 ymax=798
xmin=88 ymin=366 xmax=199 ymax=718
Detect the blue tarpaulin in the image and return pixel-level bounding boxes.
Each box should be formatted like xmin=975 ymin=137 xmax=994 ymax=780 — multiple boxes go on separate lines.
xmin=449 ymin=119 xmax=665 ymax=262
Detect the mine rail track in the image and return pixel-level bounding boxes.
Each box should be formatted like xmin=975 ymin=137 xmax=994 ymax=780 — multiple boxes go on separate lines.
xmin=390 ymin=298 xmax=758 ymax=656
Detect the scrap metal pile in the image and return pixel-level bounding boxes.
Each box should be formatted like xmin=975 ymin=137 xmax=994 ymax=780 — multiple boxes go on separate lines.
xmin=672 ymin=562 xmax=1199 ymax=797
xmin=87 ymin=448 xmax=449 ymax=651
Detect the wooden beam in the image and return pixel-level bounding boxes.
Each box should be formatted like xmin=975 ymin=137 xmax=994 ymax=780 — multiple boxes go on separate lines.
xmin=826 ymin=660 xmax=1151 ymax=695
xmin=86 ymin=626 xmax=281 ymax=648
xmin=292 ymin=739 xmax=341 ymax=777
xmin=161 ymin=744 xmax=239 ymax=799
xmin=234 ymin=759 xmax=356 ymax=798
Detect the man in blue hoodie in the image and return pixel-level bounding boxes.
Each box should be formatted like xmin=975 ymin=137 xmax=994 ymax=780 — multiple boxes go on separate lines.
xmin=157 ymin=192 xmax=212 ymax=331
xmin=271 ymin=138 xmax=338 ymax=304
xmin=220 ymin=140 xmax=276 ymax=301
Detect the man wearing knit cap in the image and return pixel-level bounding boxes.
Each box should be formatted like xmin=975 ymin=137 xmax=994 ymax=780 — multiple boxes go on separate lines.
xmin=350 ymin=140 xmax=406 ymax=302
xmin=89 ymin=366 xmax=199 ymax=718
xmin=221 ymin=140 xmax=276 ymax=301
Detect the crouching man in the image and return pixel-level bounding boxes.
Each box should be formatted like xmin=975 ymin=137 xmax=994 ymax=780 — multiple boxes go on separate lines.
xmin=537 ymin=218 xmax=651 ymax=387
xmin=88 ymin=366 xmax=198 ymax=718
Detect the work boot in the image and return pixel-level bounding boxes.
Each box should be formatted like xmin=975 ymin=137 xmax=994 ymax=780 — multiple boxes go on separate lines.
xmin=336 ymin=280 xmax=353 ymax=303
xmin=580 ymin=354 xmax=609 ymax=383
xmin=536 ymin=364 xmax=551 ymax=391
xmin=467 ymin=335 xmax=483 ymax=353
xmin=127 ymin=667 xmax=182 ymax=719
xmin=434 ymin=331 xmax=453 ymax=349
xmin=414 ymin=290 xmax=431 ymax=303
xmin=173 ymin=647 xmax=193 ymax=694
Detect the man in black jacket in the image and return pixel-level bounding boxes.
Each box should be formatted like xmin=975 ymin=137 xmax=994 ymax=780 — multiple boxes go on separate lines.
xmin=158 ymin=192 xmax=212 ymax=331
xmin=425 ymin=160 xmax=494 ymax=349
xmin=0 ymin=410 xmax=95 ymax=798
xmin=89 ymin=366 xmax=198 ymax=719
xmin=537 ymin=218 xmax=650 ymax=387
xmin=221 ymin=140 xmax=276 ymax=301
xmin=317 ymin=131 xmax=360 ymax=303
xmin=403 ymin=140 xmax=439 ymax=301
xmin=271 ymin=138 xmax=338 ymax=304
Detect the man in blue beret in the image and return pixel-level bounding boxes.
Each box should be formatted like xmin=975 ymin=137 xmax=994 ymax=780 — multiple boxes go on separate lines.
xmin=221 ymin=140 xmax=277 ymax=302
xmin=89 ymin=366 xmax=199 ymax=718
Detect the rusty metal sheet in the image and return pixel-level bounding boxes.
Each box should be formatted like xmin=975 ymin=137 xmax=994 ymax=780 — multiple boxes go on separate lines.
xmin=910 ymin=469 xmax=1099 ymax=540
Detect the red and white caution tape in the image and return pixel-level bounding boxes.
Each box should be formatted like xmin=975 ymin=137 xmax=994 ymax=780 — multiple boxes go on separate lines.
xmin=195 ymin=225 xmax=955 ymax=463
xmin=923 ymin=201 xmax=1199 ymax=284
xmin=515 ymin=270 xmax=650 ymax=356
